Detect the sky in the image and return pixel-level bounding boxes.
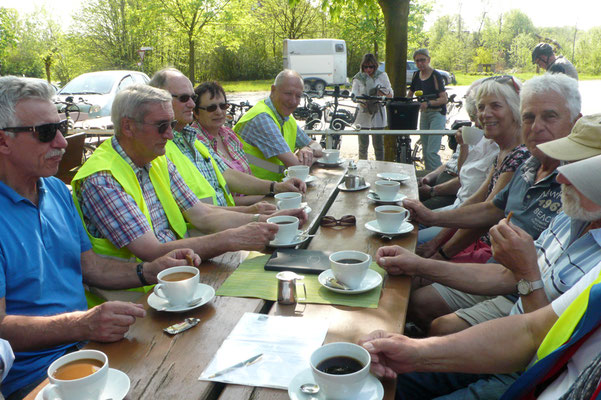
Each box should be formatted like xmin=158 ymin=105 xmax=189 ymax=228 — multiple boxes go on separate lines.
xmin=1 ymin=0 xmax=599 ymax=31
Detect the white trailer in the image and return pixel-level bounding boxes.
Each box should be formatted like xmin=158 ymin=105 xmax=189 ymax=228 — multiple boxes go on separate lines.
xmin=283 ymin=39 xmax=347 ymax=91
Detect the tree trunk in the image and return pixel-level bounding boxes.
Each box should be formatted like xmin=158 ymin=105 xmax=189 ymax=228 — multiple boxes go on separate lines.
xmin=378 ymin=0 xmax=409 ymax=162
xmin=188 ymin=34 xmax=195 ymax=83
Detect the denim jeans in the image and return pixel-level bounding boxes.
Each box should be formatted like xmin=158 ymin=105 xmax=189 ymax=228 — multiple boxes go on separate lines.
xmin=419 ymin=110 xmax=446 ymax=170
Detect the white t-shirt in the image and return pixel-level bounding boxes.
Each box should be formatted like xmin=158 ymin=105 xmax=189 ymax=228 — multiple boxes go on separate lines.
xmin=537 ymin=263 xmax=601 ymax=399
xmin=453 ymin=138 xmax=499 ymax=206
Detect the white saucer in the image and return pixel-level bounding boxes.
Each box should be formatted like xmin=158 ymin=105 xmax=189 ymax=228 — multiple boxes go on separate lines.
xmin=365 ymin=220 xmax=414 ymax=236
xmin=288 ymin=367 xmax=384 ymax=400
xmin=318 ymin=269 xmax=383 ymax=295
xmin=367 ymin=191 xmax=407 ymax=204
xmin=338 ymin=182 xmax=371 ymax=192
xmin=148 ymin=283 xmax=215 ymax=312
xmin=283 ymin=175 xmax=317 ymax=184
xmin=269 ymin=230 xmax=311 ymax=248
xmin=277 ymin=203 xmax=311 ymax=214
xmin=36 ymin=368 xmax=130 ymax=400
xmin=317 ymin=157 xmax=346 ymax=167
xmin=377 ymin=172 xmax=410 ymax=182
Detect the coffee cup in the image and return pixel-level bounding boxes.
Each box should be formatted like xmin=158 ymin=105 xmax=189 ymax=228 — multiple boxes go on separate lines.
xmin=42 ymin=350 xmax=109 ymax=400
xmin=153 ymin=266 xmax=200 ymax=307
xmin=329 ymin=250 xmax=371 ymax=290
xmin=310 ymin=342 xmax=371 ymax=400
xmin=284 ymin=165 xmax=310 ymax=181
xmin=275 ymin=192 xmax=302 ymax=210
xmin=267 ymin=215 xmax=300 ymax=244
xmin=462 ymin=126 xmax=484 ymax=145
xmin=323 ymin=149 xmax=340 ymax=163
xmin=375 ymin=205 xmax=409 ymax=232
xmin=374 ymin=180 xmax=400 ymax=201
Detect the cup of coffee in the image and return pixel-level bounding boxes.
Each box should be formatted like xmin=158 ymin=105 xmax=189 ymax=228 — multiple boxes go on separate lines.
xmin=42 ymin=350 xmax=109 ymax=400
xmin=375 ymin=205 xmax=409 ymax=232
xmin=462 ymin=126 xmax=484 ymax=145
xmin=310 ymin=342 xmax=371 ymax=400
xmin=323 ymin=149 xmax=340 ymax=163
xmin=275 ymin=192 xmax=302 ymax=210
xmin=374 ymin=180 xmax=400 ymax=201
xmin=267 ymin=215 xmax=300 ymax=244
xmin=329 ymin=250 xmax=371 ymax=289
xmin=153 ymin=266 xmax=200 ymax=307
xmin=284 ymin=165 xmax=310 ymax=181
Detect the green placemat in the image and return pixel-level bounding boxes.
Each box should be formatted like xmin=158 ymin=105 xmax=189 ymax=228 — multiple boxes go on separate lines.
xmin=216 ymin=252 xmax=386 ymax=308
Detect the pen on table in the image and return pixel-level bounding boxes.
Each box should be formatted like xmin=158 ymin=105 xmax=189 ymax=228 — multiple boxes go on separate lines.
xmin=207 ymin=353 xmax=263 ymax=379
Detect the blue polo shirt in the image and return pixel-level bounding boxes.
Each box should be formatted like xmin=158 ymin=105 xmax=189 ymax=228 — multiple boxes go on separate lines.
xmin=0 ymin=177 xmax=91 ymax=397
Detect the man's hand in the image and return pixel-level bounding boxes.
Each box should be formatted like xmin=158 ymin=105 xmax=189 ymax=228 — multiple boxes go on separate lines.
xmin=416 ymin=240 xmax=439 ymax=258
xmin=455 ymin=127 xmax=465 ymax=146
xmin=78 ymin=301 xmax=145 ymax=342
xmin=228 ymin=222 xmax=278 ymax=250
xmin=250 ymin=201 xmax=277 ymax=215
xmin=358 ymin=330 xmax=419 ymax=378
xmin=402 ymin=199 xmax=438 ymax=226
xmin=375 ymin=245 xmax=421 ymax=276
xmin=296 ymin=147 xmax=314 ymax=166
xmin=490 ymin=219 xmax=539 ymax=279
xmin=275 ymin=178 xmax=306 ymax=194
xmin=262 ymin=208 xmax=308 ymax=226
xmin=418 ymin=183 xmax=433 ymax=200
xmin=144 ymin=248 xmax=201 ymax=283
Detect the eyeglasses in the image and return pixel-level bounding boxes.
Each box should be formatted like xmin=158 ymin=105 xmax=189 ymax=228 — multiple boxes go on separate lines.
xmin=362 ymin=65 xmax=376 ymax=70
xmin=137 ymin=119 xmax=177 ymax=134
xmin=172 ymin=93 xmax=198 ymax=103
xmin=197 ymin=103 xmax=229 ymax=112
xmin=1 ymin=119 xmax=69 ymax=143
xmin=320 ymin=215 xmax=356 ymax=227
xmin=482 ymin=75 xmax=520 ymax=94
xmin=414 ymin=58 xmax=429 ymax=63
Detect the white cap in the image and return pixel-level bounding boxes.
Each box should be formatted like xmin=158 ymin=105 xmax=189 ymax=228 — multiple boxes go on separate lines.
xmin=557 ymin=154 xmax=601 ymax=207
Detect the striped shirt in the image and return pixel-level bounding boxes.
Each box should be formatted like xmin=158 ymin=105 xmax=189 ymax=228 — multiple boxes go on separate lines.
xmin=78 ymin=136 xmax=198 ymax=248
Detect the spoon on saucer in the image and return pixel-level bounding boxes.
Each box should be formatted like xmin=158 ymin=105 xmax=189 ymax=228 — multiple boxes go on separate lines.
xmin=325 ymin=277 xmax=351 ymax=290
xmin=159 ymin=296 xmax=203 ymax=311
xmin=300 ymin=383 xmax=320 ymax=399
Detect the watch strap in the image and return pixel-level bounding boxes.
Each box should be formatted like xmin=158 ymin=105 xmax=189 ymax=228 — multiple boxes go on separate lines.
xmin=136 ymin=262 xmax=150 ymax=286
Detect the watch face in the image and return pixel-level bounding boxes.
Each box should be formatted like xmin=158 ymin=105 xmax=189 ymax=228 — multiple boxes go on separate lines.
xmin=517 ymin=280 xmax=530 ymax=295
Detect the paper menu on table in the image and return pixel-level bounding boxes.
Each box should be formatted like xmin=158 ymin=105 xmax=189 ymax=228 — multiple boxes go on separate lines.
xmin=199 ymin=312 xmax=329 ymax=389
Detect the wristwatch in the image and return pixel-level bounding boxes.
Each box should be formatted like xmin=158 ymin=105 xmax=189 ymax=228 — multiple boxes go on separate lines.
xmin=516 ymin=279 xmax=544 ymax=296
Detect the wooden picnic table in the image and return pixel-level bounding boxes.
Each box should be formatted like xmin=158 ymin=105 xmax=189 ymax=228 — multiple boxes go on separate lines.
xmin=24 ymin=160 xmax=416 ymax=400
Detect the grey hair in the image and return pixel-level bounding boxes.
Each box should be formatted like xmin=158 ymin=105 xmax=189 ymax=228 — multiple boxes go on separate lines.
xmin=274 ymin=69 xmax=303 ymax=87
xmin=520 ymin=73 xmax=581 ymax=122
xmin=475 ymin=76 xmax=523 ymax=127
xmin=148 ymin=67 xmax=184 ymax=89
xmin=0 ymin=76 xmax=56 ymax=132
xmin=111 ymin=84 xmax=172 ymax=136
xmin=464 ymin=78 xmax=486 ymax=121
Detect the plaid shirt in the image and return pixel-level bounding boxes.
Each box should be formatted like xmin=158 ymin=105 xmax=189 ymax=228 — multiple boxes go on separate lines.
xmin=237 ymin=97 xmax=311 ymax=159
xmin=191 ymin=122 xmax=252 ymax=175
xmin=171 ymin=125 xmax=230 ymax=206
xmin=78 ymin=136 xmax=198 ymax=248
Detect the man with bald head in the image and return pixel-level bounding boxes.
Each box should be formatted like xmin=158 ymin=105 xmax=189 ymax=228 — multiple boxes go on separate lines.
xmin=234 ymin=69 xmax=323 ymax=181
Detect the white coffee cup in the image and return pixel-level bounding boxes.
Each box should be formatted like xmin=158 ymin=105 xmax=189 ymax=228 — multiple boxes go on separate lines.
xmin=323 ymin=149 xmax=340 ymax=163
xmin=462 ymin=126 xmax=484 ymax=145
xmin=275 ymin=192 xmax=302 ymax=210
xmin=153 ymin=266 xmax=200 ymax=307
xmin=374 ymin=180 xmax=400 ymax=201
xmin=375 ymin=205 xmax=409 ymax=232
xmin=43 ymin=350 xmax=109 ymax=400
xmin=284 ymin=165 xmax=310 ymax=181
xmin=329 ymin=250 xmax=371 ymax=290
xmin=267 ymin=215 xmax=300 ymax=244
xmin=310 ymin=342 xmax=371 ymax=400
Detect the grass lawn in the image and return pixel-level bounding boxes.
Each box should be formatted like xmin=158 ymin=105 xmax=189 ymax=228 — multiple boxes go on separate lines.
xmin=221 ymin=80 xmax=272 ymax=92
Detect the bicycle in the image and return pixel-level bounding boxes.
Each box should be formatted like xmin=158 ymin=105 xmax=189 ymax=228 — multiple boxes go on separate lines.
xmin=225 ymin=101 xmax=252 ymax=128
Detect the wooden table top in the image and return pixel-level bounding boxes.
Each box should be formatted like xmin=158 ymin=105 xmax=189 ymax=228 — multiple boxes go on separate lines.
xmin=24 ymin=160 xmax=416 ymax=400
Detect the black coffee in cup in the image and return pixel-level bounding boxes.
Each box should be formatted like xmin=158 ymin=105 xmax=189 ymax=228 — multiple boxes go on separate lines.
xmin=316 ymin=356 xmax=364 ymax=375
xmin=336 ymin=258 xmax=363 ymax=264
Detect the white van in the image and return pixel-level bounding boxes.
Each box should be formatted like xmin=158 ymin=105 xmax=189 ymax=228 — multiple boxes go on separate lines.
xmin=283 ymin=39 xmax=347 ymax=91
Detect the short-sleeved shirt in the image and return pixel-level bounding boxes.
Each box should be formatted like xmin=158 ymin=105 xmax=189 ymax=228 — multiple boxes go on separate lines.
xmin=454 ymin=138 xmax=499 ymax=205
xmin=191 ymin=122 xmax=252 ymax=175
xmin=78 ymin=136 xmax=198 ymax=249
xmin=410 ymin=69 xmax=446 ymax=114
xmin=0 ymin=177 xmax=91 ymax=397
xmin=548 ymin=56 xmax=579 ymax=80
xmin=492 ymin=156 xmax=562 ymax=240
xmin=237 ymin=97 xmax=311 ymax=159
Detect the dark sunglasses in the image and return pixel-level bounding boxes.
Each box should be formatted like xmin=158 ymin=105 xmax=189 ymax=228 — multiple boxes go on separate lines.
xmin=482 ymin=75 xmax=520 ymax=94
xmin=172 ymin=93 xmax=198 ymax=103
xmin=1 ymin=119 xmax=68 ymax=143
xmin=138 ymin=119 xmax=177 ymax=134
xmin=362 ymin=65 xmax=376 ymax=70
xmin=197 ymin=103 xmax=229 ymax=113
xmin=320 ymin=215 xmax=356 ymax=227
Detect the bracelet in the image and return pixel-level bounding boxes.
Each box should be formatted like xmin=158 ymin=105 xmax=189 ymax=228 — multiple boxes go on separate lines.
xmin=252 ymin=213 xmax=261 ymax=222
xmin=268 ymin=181 xmax=276 ymax=197
xmin=136 ymin=262 xmax=150 ymax=286
xmin=438 ymin=248 xmax=452 ymax=260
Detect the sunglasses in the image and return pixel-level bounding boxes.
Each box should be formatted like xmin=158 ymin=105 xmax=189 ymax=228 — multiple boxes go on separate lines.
xmin=414 ymin=58 xmax=429 ymax=63
xmin=482 ymin=75 xmax=520 ymax=94
xmin=197 ymin=103 xmax=229 ymax=113
xmin=172 ymin=93 xmax=198 ymax=103
xmin=362 ymin=65 xmax=376 ymax=70
xmin=320 ymin=215 xmax=356 ymax=227
xmin=138 ymin=119 xmax=177 ymax=134
xmin=1 ymin=119 xmax=69 ymax=143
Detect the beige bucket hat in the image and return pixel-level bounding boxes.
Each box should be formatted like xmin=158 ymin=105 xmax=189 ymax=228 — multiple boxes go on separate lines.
xmin=537 ymin=113 xmax=601 ymax=161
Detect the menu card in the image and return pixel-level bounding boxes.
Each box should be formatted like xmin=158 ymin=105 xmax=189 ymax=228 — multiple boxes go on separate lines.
xmin=199 ymin=312 xmax=328 ymax=389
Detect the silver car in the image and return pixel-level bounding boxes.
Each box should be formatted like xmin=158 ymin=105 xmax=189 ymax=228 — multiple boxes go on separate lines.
xmin=378 ymin=61 xmax=456 ymax=86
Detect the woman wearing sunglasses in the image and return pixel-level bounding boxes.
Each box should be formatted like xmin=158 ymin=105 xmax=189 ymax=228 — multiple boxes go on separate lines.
xmin=351 ymin=53 xmax=393 ymax=161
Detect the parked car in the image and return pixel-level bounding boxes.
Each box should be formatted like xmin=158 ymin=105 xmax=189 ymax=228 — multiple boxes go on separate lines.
xmin=55 ymin=70 xmax=150 ymax=128
xmin=378 ymin=61 xmax=456 ymax=86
